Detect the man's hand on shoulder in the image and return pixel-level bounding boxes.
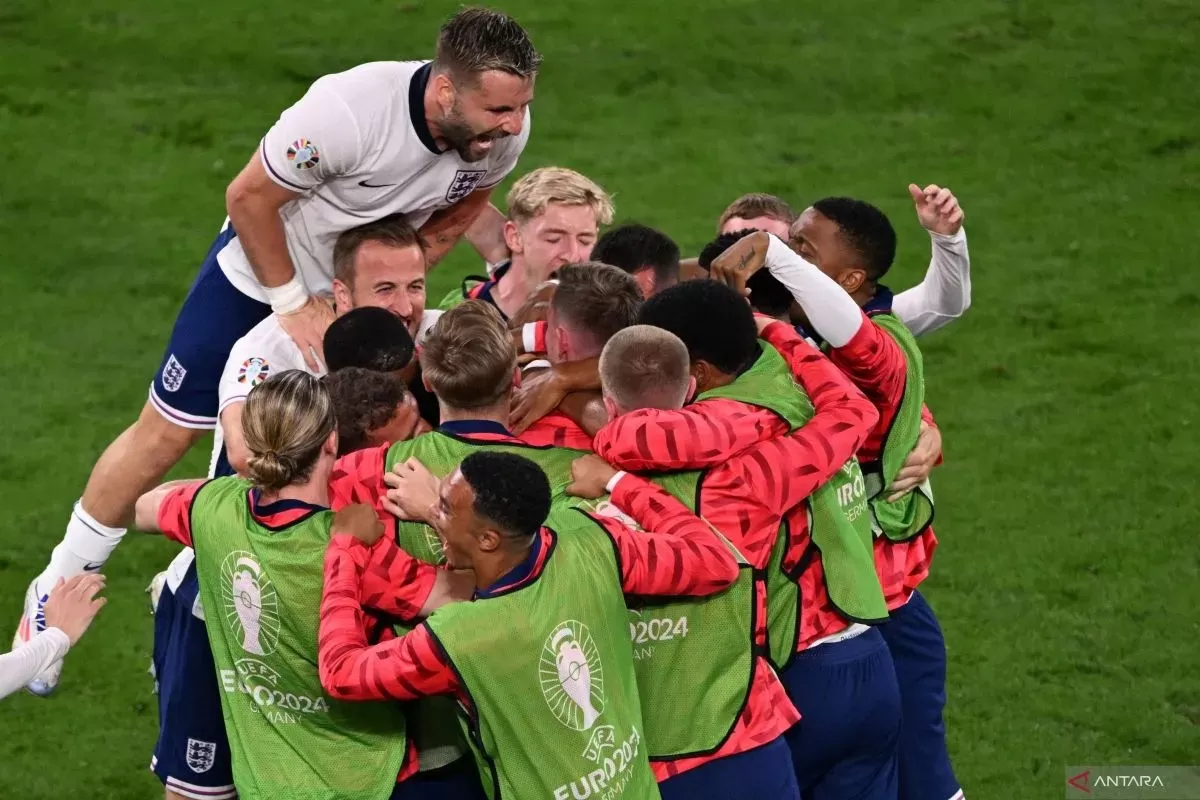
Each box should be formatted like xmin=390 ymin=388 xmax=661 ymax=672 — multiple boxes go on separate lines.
xmin=277 ymin=295 xmax=335 ymax=372
xmin=331 ymin=503 xmax=385 ymax=547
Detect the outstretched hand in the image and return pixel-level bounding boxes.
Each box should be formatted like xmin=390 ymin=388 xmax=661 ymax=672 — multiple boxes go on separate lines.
xmin=908 ymin=184 xmax=965 ymax=236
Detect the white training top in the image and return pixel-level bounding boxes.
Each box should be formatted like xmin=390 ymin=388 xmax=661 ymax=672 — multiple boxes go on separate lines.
xmin=217 ymin=60 xmax=530 ymax=301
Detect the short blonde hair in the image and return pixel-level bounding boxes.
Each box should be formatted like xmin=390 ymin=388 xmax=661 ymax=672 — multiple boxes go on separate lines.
xmin=420 ymin=300 xmax=517 ymax=410
xmin=243 ymin=370 xmax=336 ymax=492
xmin=599 ymin=325 xmax=691 ymax=413
xmin=506 ymin=167 xmax=614 ymax=227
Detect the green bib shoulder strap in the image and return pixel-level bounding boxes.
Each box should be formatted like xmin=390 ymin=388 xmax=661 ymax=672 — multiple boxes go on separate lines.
xmin=863 ymin=312 xmax=935 ymax=542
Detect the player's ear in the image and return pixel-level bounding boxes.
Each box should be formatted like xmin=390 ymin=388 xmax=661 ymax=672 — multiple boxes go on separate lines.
xmin=477 ymin=527 xmax=502 ymax=554
xmin=503 ymin=220 xmax=523 ymax=255
xmin=324 ymin=429 xmax=339 ymax=458
xmin=332 ymin=279 xmax=352 ymax=313
xmin=511 ymin=366 xmax=522 ymax=390
xmin=602 ymin=394 xmax=619 ymax=422
xmin=684 ymin=375 xmax=698 ymax=404
xmin=839 ymin=268 xmax=866 ymax=295
xmin=432 ymin=71 xmax=457 ymax=112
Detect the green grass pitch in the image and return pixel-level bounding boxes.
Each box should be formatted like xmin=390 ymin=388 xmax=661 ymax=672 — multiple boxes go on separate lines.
xmin=1 ymin=0 xmax=1197 ymax=797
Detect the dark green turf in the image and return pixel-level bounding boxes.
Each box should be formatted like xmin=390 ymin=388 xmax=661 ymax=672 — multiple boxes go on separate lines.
xmin=2 ymin=0 xmax=1197 ymax=796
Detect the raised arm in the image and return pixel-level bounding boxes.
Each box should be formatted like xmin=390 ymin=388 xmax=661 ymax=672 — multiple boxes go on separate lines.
xmin=318 ymin=531 xmax=459 ymax=702
xmin=891 ymin=184 xmax=971 ymax=337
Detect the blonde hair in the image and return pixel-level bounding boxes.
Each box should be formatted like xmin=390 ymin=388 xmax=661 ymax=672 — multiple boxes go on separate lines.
xmin=242 ymin=370 xmax=336 ymax=492
xmin=599 ymin=325 xmax=691 ymax=412
xmin=419 ymin=301 xmax=517 ymax=410
xmin=506 ymin=167 xmax=614 ymax=227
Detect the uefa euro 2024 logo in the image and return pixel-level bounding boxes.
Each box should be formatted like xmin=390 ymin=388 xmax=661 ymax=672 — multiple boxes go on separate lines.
xmin=540 ymin=621 xmax=605 ymax=731
xmin=221 ymin=552 xmax=281 ymax=656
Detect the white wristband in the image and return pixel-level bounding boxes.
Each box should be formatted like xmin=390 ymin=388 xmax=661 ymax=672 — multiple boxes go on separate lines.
xmin=522 ymin=323 xmax=541 ymax=355
xmin=264 ymin=274 xmax=308 ymax=315
xmin=605 ymin=471 xmax=628 ymax=494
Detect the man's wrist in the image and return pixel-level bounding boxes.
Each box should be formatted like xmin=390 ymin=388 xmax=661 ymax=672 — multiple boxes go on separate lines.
xmin=265 ymin=273 xmax=309 ymax=315
xmin=605 ymin=470 xmax=628 ymax=494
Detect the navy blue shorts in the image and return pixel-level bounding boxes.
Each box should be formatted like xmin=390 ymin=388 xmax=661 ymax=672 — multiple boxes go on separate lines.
xmin=149 ymin=224 xmax=271 ymax=429
xmin=783 ymin=627 xmax=902 ymax=800
xmin=151 ymin=558 xmax=234 ymax=800
xmin=659 ymin=737 xmax=799 ymax=800
xmin=879 ymin=591 xmax=962 ymax=800
xmin=390 ymin=758 xmax=488 ymax=800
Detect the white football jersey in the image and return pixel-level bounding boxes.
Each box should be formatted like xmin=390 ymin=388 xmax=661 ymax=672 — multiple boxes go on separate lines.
xmin=207 ymin=314 xmax=317 ymax=477
xmin=207 ymin=309 xmax=441 ymax=476
xmin=217 ymin=60 xmax=531 ymax=301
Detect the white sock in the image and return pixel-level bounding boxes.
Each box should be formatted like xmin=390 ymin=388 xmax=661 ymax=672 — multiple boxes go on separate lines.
xmin=36 ymin=501 xmax=126 ymax=591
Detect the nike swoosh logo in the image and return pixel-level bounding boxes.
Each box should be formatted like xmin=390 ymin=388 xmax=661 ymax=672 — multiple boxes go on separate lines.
xmin=82 ymin=562 xmax=104 ymax=572
xmin=358 ymin=180 xmax=398 ymax=188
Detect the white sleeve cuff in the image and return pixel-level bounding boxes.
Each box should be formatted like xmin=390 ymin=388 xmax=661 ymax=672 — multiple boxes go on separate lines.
xmin=605 ymin=471 xmax=628 ymax=494
xmin=522 ymin=323 xmax=540 ymax=354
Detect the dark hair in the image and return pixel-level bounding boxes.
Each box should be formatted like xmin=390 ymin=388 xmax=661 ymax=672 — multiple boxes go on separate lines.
xmin=811 ymin=197 xmax=897 ymax=282
xmin=323 ymin=307 xmax=415 ymax=373
xmin=459 ymin=452 xmax=551 ymax=539
xmin=636 ymin=280 xmax=758 ymax=375
xmin=324 ymin=368 xmax=407 ymax=456
xmin=550 ymin=262 xmax=644 ymax=353
xmin=332 ymin=213 xmax=425 ymax=286
xmin=698 ymin=229 xmax=794 ymax=318
xmin=717 ymin=193 xmax=796 ymax=233
xmin=435 ymin=7 xmax=542 ymax=85
xmin=591 ymin=224 xmax=680 ymax=289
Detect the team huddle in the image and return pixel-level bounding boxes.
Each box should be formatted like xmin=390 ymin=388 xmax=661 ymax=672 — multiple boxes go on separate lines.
xmin=9 ymin=7 xmax=976 ymax=800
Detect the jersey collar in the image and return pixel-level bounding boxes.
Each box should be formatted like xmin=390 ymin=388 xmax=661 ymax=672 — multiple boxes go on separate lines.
xmin=408 ymin=62 xmax=441 ymax=155
xmin=437 ymin=419 xmax=513 ymax=437
xmin=475 ymin=528 xmax=552 ymax=599
xmin=248 ymin=488 xmax=328 ymax=530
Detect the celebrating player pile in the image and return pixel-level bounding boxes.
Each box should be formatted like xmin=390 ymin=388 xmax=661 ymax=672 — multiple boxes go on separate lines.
xmin=8 ymin=6 xmax=985 ymax=800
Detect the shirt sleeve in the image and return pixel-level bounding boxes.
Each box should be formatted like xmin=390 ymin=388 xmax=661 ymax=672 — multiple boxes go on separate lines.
xmin=318 ymin=534 xmax=459 ymax=702
xmin=890 ymin=229 xmax=971 ymax=337
xmin=0 ymin=628 xmax=70 ymax=701
xmin=765 ymin=235 xmax=863 ymax=347
xmin=328 ymin=443 xmax=391 ymax=512
xmin=597 ymin=475 xmax=740 ymax=597
xmin=260 ymin=77 xmax=364 ymax=193
xmin=480 ymin=109 xmax=531 ymax=189
xmin=156 ymin=483 xmax=205 ymax=547
xmin=719 ymin=335 xmax=880 ymax=519
xmin=356 ymin=535 xmax=439 ymax=623
xmin=592 ymin=399 xmax=782 ymax=472
xmin=819 ymin=317 xmax=908 ymax=431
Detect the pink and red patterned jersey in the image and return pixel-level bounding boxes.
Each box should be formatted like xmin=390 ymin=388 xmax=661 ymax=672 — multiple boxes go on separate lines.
xmin=593 ymin=331 xmax=879 ymax=768
xmin=809 ymin=314 xmax=941 ymax=609
xmin=318 ymin=474 xmax=738 ymax=706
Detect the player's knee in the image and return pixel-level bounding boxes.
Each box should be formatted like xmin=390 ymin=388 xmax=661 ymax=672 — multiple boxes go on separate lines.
xmin=135 ymin=402 xmax=208 ymax=455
